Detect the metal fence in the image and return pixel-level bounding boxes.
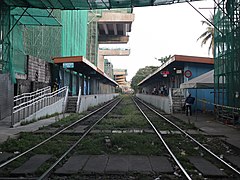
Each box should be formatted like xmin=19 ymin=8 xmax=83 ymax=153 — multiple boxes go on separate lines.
xmin=12 ymin=86 xmax=68 ymax=126
xmin=14 ymin=86 xmax=51 ymax=109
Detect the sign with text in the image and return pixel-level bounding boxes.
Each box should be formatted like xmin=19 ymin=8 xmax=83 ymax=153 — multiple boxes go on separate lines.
xmin=161 ymin=71 xmax=170 ymax=75
xmin=63 ymin=63 xmax=74 ymax=69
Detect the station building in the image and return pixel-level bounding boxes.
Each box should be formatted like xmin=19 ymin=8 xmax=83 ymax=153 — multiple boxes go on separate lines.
xmin=137 ymin=55 xmax=214 ymax=113
xmin=53 ymin=56 xmax=117 ymax=96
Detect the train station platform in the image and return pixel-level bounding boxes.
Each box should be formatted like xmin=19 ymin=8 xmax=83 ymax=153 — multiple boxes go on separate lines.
xmin=0 ymin=114 xmax=67 ymax=143
xmin=172 ymin=113 xmax=240 ymax=149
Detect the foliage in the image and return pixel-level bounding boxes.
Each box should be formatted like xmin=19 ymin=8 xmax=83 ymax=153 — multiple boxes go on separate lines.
xmin=131 ymin=66 xmax=158 ymax=92
xmin=157 ymin=55 xmax=172 ymax=64
xmin=197 ymin=14 xmax=214 ymax=56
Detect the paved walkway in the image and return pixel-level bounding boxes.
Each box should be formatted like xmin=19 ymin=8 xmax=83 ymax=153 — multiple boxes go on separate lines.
xmin=0 ymin=114 xmax=67 ymax=143
xmin=172 ymin=112 xmax=240 ymax=149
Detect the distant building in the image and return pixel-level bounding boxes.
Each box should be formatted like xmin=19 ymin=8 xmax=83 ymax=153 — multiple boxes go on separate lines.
xmin=104 ymin=59 xmax=114 ymax=79
xmin=114 ymin=69 xmax=128 ymax=86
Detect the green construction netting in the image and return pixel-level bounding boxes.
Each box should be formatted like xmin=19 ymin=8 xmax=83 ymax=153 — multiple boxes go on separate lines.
xmin=214 ymin=5 xmax=240 ymax=107
xmin=0 ymin=3 xmax=14 ymax=81
xmin=11 ymin=16 xmax=27 ymax=75
xmin=62 ymin=10 xmax=88 ymax=57
xmin=3 ymin=0 xmax=200 ymax=10
xmin=11 ymin=7 xmax=61 ymax=26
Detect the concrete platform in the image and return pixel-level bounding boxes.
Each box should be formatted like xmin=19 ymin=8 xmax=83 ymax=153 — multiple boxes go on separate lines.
xmin=55 ymin=155 xmax=89 ymax=174
xmin=0 ymin=152 xmax=14 ymax=163
xmin=128 ymin=155 xmax=152 ymax=173
xmin=172 ymin=113 xmax=240 ymax=149
xmin=225 ymin=155 xmax=240 ymax=169
xmin=0 ymin=114 xmax=69 ymax=144
xmin=11 ymin=154 xmax=52 ymax=175
xmin=83 ymin=155 xmax=108 ymax=173
xmin=52 ymin=155 xmax=174 ymax=175
xmin=149 ymin=156 xmax=174 ymax=173
xmin=188 ymin=156 xmax=226 ymax=177
xmin=105 ymin=155 xmax=128 ymax=174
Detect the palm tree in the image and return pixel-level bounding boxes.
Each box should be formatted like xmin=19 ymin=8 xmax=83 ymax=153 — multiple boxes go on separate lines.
xmin=197 ymin=14 xmax=214 ymax=56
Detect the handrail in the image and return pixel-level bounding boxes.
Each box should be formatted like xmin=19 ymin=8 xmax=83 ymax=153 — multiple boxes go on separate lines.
xmin=13 ymin=87 xmax=67 ymax=113
xmin=14 ymin=86 xmax=51 ymax=109
xmin=14 ymin=86 xmax=51 ymax=100
xmin=76 ymin=86 xmax=82 ymax=112
xmin=12 ymin=86 xmax=68 ymax=126
xmin=62 ymin=86 xmax=69 ymax=112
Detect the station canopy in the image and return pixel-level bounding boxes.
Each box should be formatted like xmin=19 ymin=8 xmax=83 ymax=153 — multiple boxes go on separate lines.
xmin=4 ymin=0 xmax=201 ymax=10
xmin=180 ymin=70 xmax=214 ymax=89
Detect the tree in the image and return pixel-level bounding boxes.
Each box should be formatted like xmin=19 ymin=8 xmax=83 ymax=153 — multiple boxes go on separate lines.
xmin=197 ymin=14 xmax=214 ymax=56
xmin=131 ymin=66 xmax=158 ymax=92
xmin=157 ymin=55 xmax=172 ymax=64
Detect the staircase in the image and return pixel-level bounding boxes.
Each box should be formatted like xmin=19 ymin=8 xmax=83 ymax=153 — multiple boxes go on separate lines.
xmin=172 ymin=96 xmax=185 ymax=113
xmin=66 ymin=96 xmax=78 ymax=113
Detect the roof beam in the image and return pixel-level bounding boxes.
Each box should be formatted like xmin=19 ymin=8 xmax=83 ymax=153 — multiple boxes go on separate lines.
xmin=113 ymin=24 xmax=118 ymax=35
xmin=123 ymin=24 xmax=127 ymax=36
xmin=102 ymin=24 xmax=109 ymax=35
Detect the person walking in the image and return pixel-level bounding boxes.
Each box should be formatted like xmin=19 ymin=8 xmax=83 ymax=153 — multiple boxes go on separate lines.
xmin=185 ymin=94 xmax=195 ymax=116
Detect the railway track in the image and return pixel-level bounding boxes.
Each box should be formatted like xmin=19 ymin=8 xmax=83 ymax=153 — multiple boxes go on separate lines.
xmin=0 ymin=97 xmax=121 ymax=179
xmin=0 ymin=95 xmax=240 ymax=179
xmin=133 ymin=96 xmax=240 ymax=179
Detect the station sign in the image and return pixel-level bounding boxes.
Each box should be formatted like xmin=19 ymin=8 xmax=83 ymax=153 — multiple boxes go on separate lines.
xmin=176 ymin=70 xmax=182 ymax=74
xmin=63 ymin=62 xmax=74 ymax=69
xmin=161 ymin=71 xmax=170 ymax=75
xmin=184 ymin=70 xmax=192 ymax=78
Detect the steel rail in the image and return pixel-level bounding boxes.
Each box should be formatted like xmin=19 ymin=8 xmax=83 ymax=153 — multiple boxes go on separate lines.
xmin=38 ymin=98 xmax=122 ymax=180
xmin=133 ymin=98 xmax=192 ymax=180
xmin=0 ymin=97 xmax=120 ymax=168
xmin=136 ymin=97 xmax=240 ymax=176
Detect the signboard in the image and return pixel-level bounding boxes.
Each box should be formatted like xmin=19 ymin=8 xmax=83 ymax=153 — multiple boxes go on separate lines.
xmin=184 ymin=70 xmax=192 ymax=78
xmin=161 ymin=71 xmax=170 ymax=75
xmin=63 ymin=63 xmax=74 ymax=69
xmin=176 ymin=70 xmax=182 ymax=74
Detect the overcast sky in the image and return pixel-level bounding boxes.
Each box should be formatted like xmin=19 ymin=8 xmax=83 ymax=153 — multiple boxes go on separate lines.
xmin=100 ymin=0 xmax=214 ymax=81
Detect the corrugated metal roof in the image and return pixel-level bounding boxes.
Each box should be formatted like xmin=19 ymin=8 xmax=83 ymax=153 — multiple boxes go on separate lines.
xmin=53 ymin=56 xmax=118 ymax=86
xmin=138 ymin=55 xmax=213 ymax=86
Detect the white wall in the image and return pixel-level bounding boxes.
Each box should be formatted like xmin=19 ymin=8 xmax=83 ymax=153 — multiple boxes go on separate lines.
xmin=15 ymin=98 xmax=66 ymax=127
xmin=78 ymin=93 xmax=119 ymax=113
xmin=136 ymin=94 xmax=172 ymax=114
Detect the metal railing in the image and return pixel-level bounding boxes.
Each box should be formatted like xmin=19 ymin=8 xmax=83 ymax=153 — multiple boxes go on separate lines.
xmin=12 ymin=86 xmax=68 ymax=126
xmin=14 ymin=86 xmax=51 ymax=109
xmin=76 ymin=87 xmax=82 ymax=112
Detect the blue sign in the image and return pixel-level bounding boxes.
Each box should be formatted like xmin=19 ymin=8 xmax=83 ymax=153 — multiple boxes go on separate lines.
xmin=63 ymin=63 xmax=74 ymax=68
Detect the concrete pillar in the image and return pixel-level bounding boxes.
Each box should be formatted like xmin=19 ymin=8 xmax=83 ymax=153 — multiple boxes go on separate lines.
xmin=91 ymin=78 xmax=98 ymax=94
xmin=97 ymin=54 xmax=105 ymax=72
xmin=81 ymin=76 xmax=84 ymax=95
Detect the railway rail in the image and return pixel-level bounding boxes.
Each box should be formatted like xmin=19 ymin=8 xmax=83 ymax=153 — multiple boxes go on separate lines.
xmin=0 ymin=97 xmax=122 ymax=179
xmin=133 ymin=96 xmax=240 ymax=179
xmin=0 ymin=95 xmax=239 ymax=179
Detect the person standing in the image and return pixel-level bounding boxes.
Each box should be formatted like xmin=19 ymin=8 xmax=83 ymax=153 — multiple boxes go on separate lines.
xmin=185 ymin=94 xmax=195 ymax=116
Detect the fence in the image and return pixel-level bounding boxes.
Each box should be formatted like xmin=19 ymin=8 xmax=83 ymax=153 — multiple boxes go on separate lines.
xmin=14 ymin=86 xmax=51 ymax=109
xmin=12 ymin=86 xmax=68 ymax=126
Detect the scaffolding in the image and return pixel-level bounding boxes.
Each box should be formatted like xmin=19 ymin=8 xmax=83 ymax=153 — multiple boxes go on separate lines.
xmin=214 ymin=0 xmax=240 ymax=108
xmin=0 ymin=3 xmax=11 ymax=74
xmin=23 ymin=10 xmax=62 ymax=63
xmin=214 ymin=0 xmax=240 ymax=124
xmin=86 ymin=10 xmax=101 ymax=65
